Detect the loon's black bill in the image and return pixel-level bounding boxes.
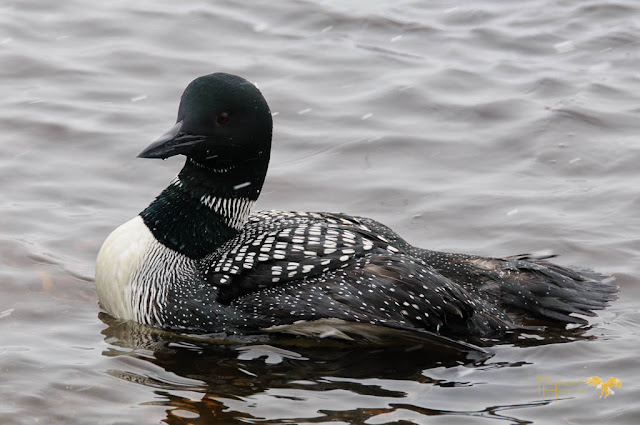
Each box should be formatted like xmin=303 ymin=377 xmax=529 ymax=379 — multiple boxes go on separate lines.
xmin=137 ymin=121 xmax=206 ymax=159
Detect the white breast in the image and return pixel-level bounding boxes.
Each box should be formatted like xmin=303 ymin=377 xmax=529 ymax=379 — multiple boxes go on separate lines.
xmin=95 ymin=216 xmax=153 ymax=321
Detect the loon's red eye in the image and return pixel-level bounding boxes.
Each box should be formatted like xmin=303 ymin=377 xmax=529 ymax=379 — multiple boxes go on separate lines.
xmin=217 ymin=112 xmax=230 ymax=125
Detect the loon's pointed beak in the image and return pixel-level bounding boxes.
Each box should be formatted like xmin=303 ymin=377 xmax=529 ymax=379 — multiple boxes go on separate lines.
xmin=137 ymin=121 xmax=206 ymax=159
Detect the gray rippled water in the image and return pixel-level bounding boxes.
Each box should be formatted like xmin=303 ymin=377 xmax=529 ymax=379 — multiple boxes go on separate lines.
xmin=1 ymin=0 xmax=639 ymax=424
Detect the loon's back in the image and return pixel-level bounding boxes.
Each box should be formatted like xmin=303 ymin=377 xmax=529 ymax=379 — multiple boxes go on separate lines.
xmin=194 ymin=210 xmax=616 ymax=340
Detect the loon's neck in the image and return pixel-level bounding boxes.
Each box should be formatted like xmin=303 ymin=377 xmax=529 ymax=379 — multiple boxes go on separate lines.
xmin=140 ymin=157 xmax=266 ymax=259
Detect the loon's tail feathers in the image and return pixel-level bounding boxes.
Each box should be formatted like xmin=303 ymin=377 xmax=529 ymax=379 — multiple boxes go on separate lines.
xmin=467 ymin=254 xmax=618 ymax=326
xmin=506 ymin=255 xmax=616 ymax=323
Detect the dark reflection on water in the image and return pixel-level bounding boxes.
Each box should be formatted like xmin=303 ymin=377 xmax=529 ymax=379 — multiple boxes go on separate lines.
xmin=99 ymin=313 xmax=605 ymax=424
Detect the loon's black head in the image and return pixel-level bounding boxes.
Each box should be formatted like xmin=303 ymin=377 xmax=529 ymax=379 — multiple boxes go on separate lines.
xmin=137 ymin=74 xmax=274 ymax=258
xmin=138 ymin=73 xmax=272 ymax=174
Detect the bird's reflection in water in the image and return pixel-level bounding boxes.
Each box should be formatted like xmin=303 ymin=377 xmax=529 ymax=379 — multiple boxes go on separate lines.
xmin=99 ymin=312 xmax=597 ymax=424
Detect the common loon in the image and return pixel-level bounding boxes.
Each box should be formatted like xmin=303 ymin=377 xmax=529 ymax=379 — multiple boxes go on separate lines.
xmin=95 ymin=73 xmax=616 ymax=346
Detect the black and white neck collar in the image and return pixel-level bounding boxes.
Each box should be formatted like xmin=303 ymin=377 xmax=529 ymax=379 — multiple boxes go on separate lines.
xmin=139 ymin=158 xmax=265 ymax=259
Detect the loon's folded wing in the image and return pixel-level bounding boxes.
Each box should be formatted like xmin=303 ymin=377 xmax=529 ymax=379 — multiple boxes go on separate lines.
xmin=204 ymin=211 xmax=402 ymax=304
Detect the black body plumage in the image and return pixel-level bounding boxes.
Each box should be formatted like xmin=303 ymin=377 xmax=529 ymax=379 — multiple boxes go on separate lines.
xmin=161 ymin=208 xmax=616 ymax=340
xmin=97 ymin=73 xmax=617 ymax=347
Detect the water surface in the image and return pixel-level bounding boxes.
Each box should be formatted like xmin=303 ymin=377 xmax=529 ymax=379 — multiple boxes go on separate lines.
xmin=1 ymin=0 xmax=639 ymax=424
